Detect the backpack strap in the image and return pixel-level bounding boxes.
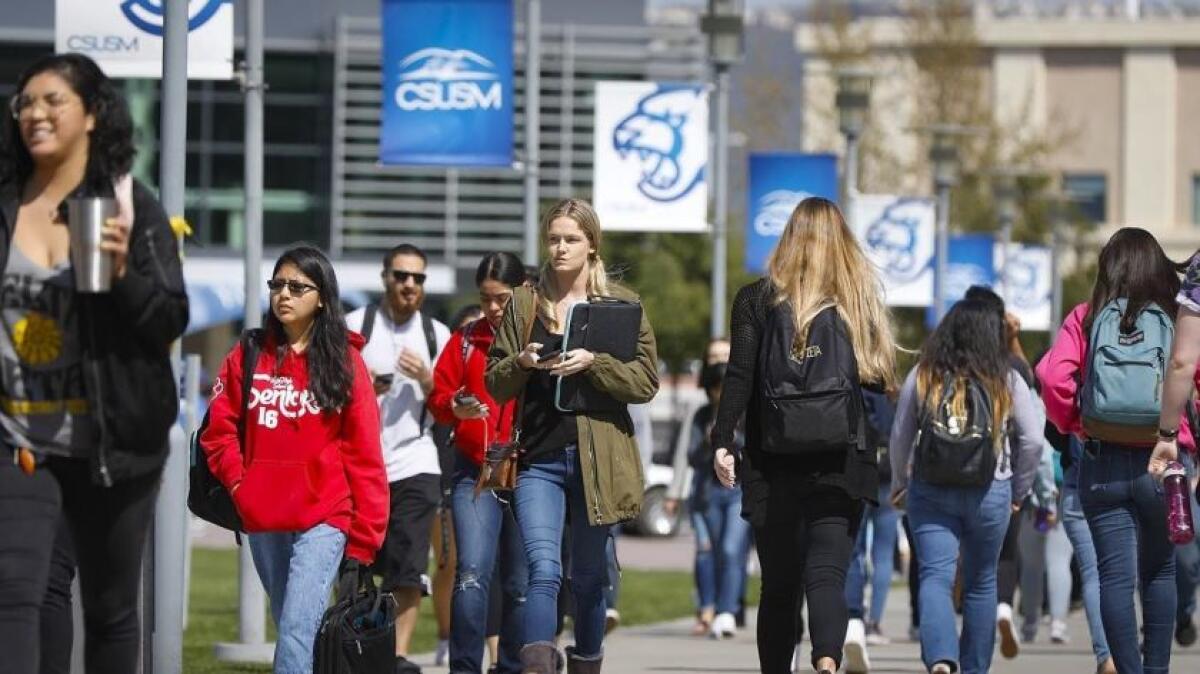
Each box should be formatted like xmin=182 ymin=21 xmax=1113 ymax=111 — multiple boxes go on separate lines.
xmin=361 ymin=303 xmax=378 ymax=343
xmin=234 ymin=329 xmax=262 ymax=547
xmin=419 ymin=312 xmax=439 ymax=431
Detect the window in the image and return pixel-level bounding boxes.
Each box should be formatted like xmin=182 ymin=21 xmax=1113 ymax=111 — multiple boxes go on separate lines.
xmin=1062 ymin=173 xmax=1107 ymax=224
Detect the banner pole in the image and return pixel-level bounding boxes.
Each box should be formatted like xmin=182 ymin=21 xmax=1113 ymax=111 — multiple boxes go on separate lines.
xmin=710 ymin=65 xmax=730 ymax=338
xmin=522 ymin=0 xmax=541 ymax=265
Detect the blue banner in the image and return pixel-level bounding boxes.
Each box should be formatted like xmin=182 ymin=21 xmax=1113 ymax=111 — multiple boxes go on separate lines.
xmin=380 ymin=0 xmax=514 ymax=166
xmin=745 ymin=153 xmax=839 ymax=274
xmin=926 ymin=234 xmax=996 ymax=328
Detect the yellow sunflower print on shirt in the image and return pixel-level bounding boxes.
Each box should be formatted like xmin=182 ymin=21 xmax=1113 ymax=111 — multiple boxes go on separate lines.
xmin=13 ymin=312 xmax=62 ymax=366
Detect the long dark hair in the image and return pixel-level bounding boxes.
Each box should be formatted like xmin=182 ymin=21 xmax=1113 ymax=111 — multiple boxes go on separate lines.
xmin=475 ymin=251 xmax=526 ymax=288
xmin=916 ymin=299 xmax=1013 ymax=446
xmin=0 ymin=53 xmax=135 ymax=192
xmin=265 ymin=245 xmax=353 ymax=412
xmin=1083 ymin=227 xmax=1183 ymax=334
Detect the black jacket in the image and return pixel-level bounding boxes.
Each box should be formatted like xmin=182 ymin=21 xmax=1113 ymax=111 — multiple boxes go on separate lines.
xmin=0 ymin=179 xmax=189 ymax=485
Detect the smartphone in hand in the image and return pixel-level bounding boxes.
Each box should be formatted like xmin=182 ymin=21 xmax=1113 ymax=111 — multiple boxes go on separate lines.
xmin=454 ymin=391 xmax=482 ymax=407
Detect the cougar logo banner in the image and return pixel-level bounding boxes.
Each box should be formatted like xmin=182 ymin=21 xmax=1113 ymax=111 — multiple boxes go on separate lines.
xmin=996 ymin=244 xmax=1052 ymax=330
xmin=593 ymin=81 xmax=708 ymax=232
xmin=380 ymin=0 xmax=514 ymax=166
xmin=745 ymin=153 xmax=838 ymax=273
xmin=55 ymin=0 xmax=233 ymax=79
xmin=852 ymin=195 xmax=935 ymax=307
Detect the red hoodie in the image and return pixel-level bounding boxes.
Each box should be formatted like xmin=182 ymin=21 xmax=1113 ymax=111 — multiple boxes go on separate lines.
xmin=200 ymin=331 xmax=389 ymax=563
xmin=428 ymin=320 xmax=517 ymax=466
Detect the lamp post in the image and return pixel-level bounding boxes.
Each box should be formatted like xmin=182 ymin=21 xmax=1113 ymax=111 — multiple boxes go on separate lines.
xmin=926 ymin=124 xmax=969 ymax=322
xmin=701 ymin=0 xmax=744 ymax=338
xmin=835 ymin=67 xmax=872 ymax=206
xmin=991 ymin=171 xmax=1019 ymax=301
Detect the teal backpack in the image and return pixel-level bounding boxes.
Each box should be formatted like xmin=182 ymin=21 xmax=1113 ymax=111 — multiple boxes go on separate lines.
xmin=1080 ymin=299 xmax=1173 ymax=444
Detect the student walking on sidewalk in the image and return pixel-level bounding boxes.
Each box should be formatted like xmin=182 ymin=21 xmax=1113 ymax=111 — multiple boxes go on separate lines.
xmin=712 ymin=197 xmax=898 ymax=674
xmin=486 ymin=198 xmax=659 ymax=674
xmin=1038 ymin=228 xmax=1193 ymax=674
xmin=201 ymin=245 xmax=389 ymax=674
xmin=890 ymin=299 xmax=1043 ymax=674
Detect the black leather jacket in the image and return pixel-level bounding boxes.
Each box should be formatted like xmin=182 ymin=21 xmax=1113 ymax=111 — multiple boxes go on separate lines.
xmin=0 ymin=179 xmax=189 ymax=485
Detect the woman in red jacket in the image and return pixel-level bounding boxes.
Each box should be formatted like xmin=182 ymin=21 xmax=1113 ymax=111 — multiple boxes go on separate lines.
xmin=429 ymin=252 xmax=528 ymax=674
xmin=201 ymin=245 xmax=389 ymax=674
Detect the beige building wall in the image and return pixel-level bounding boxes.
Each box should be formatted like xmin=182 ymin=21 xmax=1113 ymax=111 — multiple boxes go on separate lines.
xmin=992 ymin=48 xmax=1047 ymax=149
xmin=1122 ymin=49 xmax=1177 ymax=232
xmin=1178 ymin=49 xmax=1200 ymax=232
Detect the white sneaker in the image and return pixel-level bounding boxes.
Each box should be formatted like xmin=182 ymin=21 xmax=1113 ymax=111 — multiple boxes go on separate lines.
xmin=1050 ymin=619 xmax=1069 ymax=644
xmin=605 ymin=608 xmax=621 ymax=635
xmin=844 ymin=618 xmax=870 ymax=674
xmin=997 ymin=603 xmax=1019 ymax=659
xmin=711 ymin=612 xmax=737 ymax=639
xmin=435 ymin=638 xmax=449 ymax=666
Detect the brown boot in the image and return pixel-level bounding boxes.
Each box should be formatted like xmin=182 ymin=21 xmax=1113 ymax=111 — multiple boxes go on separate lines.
xmin=520 ymin=642 xmax=562 ymax=674
xmin=565 ymin=646 xmax=603 ymax=674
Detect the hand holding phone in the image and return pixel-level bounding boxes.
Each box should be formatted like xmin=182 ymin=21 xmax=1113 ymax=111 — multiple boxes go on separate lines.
xmin=534 ymin=346 xmax=565 ymax=369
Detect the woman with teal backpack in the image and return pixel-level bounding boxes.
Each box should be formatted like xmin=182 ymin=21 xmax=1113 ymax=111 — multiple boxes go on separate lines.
xmin=1037 ymin=227 xmax=1193 ymax=674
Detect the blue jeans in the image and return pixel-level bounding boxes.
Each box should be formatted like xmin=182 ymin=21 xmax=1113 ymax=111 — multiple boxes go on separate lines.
xmin=513 ymin=447 xmax=610 ymax=657
xmin=450 ymin=459 xmax=528 ymax=674
xmin=907 ymin=478 xmax=1012 ymax=674
xmin=698 ymin=481 xmax=751 ymax=616
xmin=1061 ymin=485 xmax=1110 ymax=663
xmin=845 ymin=483 xmax=899 ymax=623
xmin=690 ymin=506 xmax=717 ymax=611
xmin=1080 ymin=443 xmax=1176 ymax=674
xmin=249 ymin=523 xmax=346 ymax=674
xmin=1175 ymin=451 xmax=1200 ymax=623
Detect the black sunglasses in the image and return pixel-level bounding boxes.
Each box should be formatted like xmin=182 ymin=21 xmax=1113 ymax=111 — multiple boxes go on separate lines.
xmin=389 ymin=270 xmax=427 ymax=285
xmin=267 ymin=279 xmax=319 ymax=296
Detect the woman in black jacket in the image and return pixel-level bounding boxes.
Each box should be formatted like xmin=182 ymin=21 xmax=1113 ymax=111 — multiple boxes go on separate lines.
xmin=711 ymin=197 xmax=897 ymax=674
xmin=0 ymin=53 xmax=188 ymax=673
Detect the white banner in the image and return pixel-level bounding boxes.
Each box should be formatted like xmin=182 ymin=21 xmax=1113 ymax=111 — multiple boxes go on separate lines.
xmin=55 ymin=0 xmax=234 ymax=80
xmin=996 ymin=244 xmax=1053 ymax=331
xmin=592 ymin=81 xmax=709 ymax=232
xmin=852 ymin=195 xmax=935 ymax=307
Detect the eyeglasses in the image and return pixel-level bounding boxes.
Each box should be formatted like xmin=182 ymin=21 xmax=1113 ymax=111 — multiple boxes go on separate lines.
xmin=9 ymin=92 xmax=77 ymax=121
xmin=389 ymin=270 xmax=427 ymax=285
xmin=267 ymin=279 xmax=319 ymax=296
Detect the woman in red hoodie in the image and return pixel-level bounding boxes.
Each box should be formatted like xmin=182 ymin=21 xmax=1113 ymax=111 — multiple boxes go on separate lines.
xmin=201 ymin=245 xmax=389 ymax=674
xmin=428 ymin=252 xmax=528 ymax=674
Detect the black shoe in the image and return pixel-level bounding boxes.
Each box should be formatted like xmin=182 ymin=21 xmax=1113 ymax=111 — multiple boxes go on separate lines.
xmin=1178 ymin=616 xmax=1198 ymax=647
xmin=394 ymin=655 xmax=423 ymax=674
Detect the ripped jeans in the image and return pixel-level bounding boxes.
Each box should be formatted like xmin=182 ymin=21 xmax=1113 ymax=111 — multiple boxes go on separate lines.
xmin=450 ymin=457 xmax=528 ymax=674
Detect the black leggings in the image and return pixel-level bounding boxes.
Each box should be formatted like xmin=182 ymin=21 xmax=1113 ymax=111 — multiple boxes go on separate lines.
xmin=754 ymin=483 xmax=862 ymax=674
xmin=0 ymin=452 xmax=160 ymax=674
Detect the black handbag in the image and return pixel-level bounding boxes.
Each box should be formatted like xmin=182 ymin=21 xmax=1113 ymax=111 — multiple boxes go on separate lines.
xmin=314 ymin=572 xmax=397 ymax=673
xmin=187 ymin=329 xmax=261 ymax=532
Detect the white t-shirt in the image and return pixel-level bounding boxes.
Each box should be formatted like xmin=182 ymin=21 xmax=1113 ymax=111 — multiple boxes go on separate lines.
xmin=346 ymin=305 xmax=450 ymax=483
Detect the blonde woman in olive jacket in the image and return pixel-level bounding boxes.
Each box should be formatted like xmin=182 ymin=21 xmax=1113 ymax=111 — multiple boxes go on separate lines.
xmin=486 ymin=198 xmax=658 ymax=674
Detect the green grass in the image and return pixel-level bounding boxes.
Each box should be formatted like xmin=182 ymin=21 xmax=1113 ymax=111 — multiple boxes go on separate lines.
xmin=184 ymin=547 xmax=742 ymax=672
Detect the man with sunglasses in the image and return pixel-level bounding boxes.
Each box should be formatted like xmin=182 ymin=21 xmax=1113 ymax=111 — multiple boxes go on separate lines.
xmin=347 ymin=243 xmax=450 ymax=674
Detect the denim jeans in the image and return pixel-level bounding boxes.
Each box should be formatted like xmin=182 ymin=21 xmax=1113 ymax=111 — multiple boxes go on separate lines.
xmin=845 ymin=483 xmax=899 ymax=623
xmin=1175 ymin=451 xmax=1200 ymax=623
xmin=450 ymin=458 xmax=528 ymax=674
xmin=1061 ymin=484 xmax=1110 ymax=663
xmin=907 ymin=477 xmax=1012 ymax=674
xmin=513 ymin=446 xmax=610 ymax=657
xmin=690 ymin=505 xmax=717 ymax=611
xmin=249 ymin=523 xmax=346 ymax=674
xmin=700 ymin=480 xmax=751 ymax=616
xmin=1080 ymin=443 xmax=1175 ymax=674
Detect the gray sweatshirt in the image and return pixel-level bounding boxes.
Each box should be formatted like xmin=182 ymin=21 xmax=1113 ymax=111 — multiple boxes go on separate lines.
xmin=889 ymin=369 xmax=1043 ymax=502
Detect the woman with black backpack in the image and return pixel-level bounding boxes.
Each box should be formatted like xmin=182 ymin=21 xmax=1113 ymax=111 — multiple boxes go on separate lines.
xmin=711 ymin=197 xmax=898 ymax=674
xmin=890 ymin=299 xmax=1043 ymax=674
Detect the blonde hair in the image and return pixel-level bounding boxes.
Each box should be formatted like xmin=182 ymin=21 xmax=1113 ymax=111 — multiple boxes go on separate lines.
xmin=536 ymin=198 xmax=610 ymax=330
xmin=765 ymin=197 xmax=898 ymax=390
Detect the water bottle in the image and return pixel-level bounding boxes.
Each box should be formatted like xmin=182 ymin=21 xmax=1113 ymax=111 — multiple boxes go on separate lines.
xmin=1164 ymin=461 xmax=1196 ymax=545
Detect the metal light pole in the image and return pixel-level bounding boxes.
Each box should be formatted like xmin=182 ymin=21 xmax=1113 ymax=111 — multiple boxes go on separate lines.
xmin=522 ymin=0 xmax=541 ymax=265
xmin=928 ymin=125 xmax=965 ymax=323
xmin=836 ymin=68 xmax=872 ymax=207
xmin=1049 ymin=196 xmax=1069 ymax=336
xmin=701 ymin=0 xmax=744 ymax=338
xmin=214 ymin=0 xmax=274 ymax=663
xmin=991 ymin=171 xmax=1019 ymax=301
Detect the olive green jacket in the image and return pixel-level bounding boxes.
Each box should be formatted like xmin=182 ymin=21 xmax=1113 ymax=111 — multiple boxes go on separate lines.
xmin=485 ymin=285 xmax=659 ymax=526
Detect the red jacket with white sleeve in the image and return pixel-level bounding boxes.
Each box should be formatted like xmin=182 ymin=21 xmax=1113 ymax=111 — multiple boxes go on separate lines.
xmin=200 ymin=331 xmax=389 ymax=563
xmin=428 ymin=319 xmax=517 ymax=466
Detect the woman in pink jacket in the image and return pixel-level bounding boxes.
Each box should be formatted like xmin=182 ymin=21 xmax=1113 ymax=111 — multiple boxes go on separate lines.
xmin=1035 ymin=228 xmax=1192 ymax=674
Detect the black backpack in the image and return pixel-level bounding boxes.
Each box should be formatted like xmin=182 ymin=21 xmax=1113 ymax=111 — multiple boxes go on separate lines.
xmin=314 ymin=573 xmax=397 ymax=673
xmin=913 ymin=376 xmax=997 ymax=487
xmin=757 ymin=302 xmax=865 ymax=455
xmin=187 ymin=329 xmax=262 ymax=533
